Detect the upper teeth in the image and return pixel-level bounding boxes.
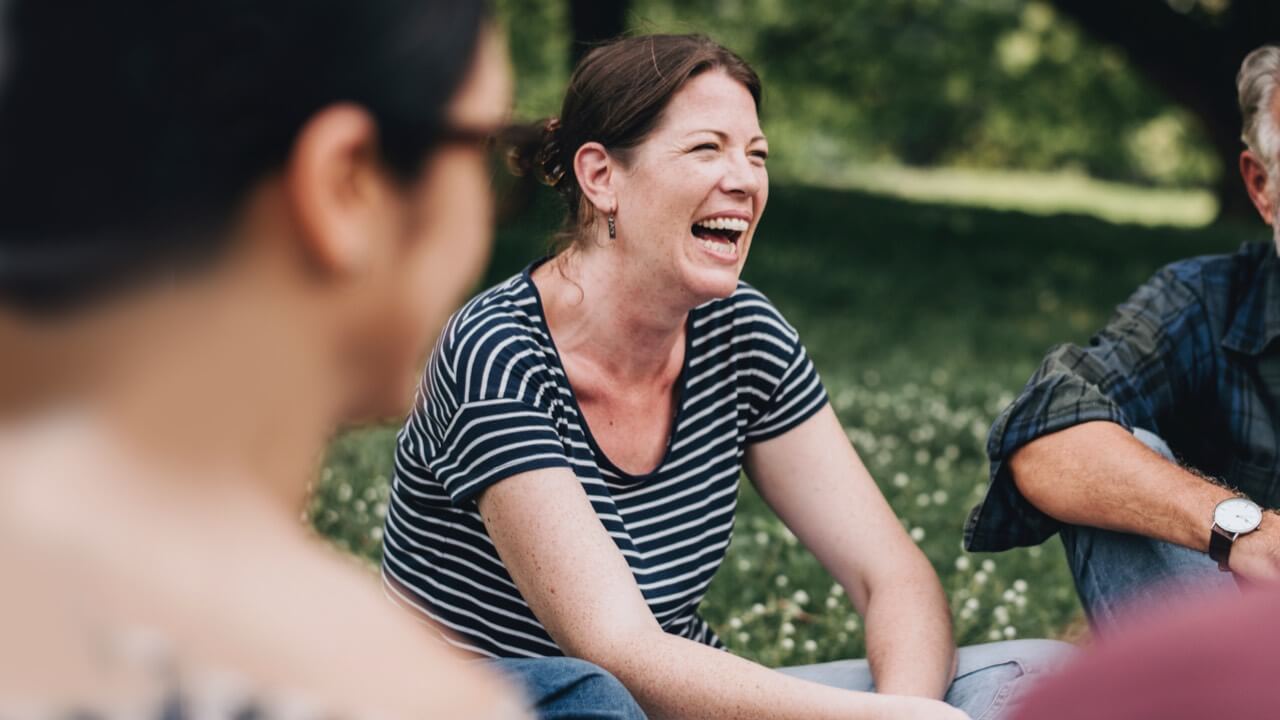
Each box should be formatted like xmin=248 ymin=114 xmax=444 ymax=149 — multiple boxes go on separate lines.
xmin=695 ymin=217 xmax=749 ymax=232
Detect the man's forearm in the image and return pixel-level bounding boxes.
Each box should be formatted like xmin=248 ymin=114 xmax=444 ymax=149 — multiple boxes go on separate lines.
xmin=1009 ymin=421 xmax=1235 ymax=552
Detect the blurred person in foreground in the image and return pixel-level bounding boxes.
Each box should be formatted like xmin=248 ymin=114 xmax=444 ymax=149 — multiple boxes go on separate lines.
xmin=965 ymin=44 xmax=1280 ymax=629
xmin=380 ymin=33 xmax=1069 ymax=720
xmin=0 ymin=1 xmax=642 ymax=717
xmin=1008 ymin=578 xmax=1280 ymax=719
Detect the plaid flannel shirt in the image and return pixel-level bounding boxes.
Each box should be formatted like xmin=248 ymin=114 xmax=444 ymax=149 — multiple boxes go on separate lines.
xmin=966 ymin=242 xmax=1280 ymax=552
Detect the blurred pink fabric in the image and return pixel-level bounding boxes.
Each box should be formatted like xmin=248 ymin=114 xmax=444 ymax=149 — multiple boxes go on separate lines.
xmin=1013 ymin=579 xmax=1280 ymax=719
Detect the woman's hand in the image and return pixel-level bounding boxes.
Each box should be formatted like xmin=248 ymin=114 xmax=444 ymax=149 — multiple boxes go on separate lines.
xmin=886 ymin=697 xmax=971 ymax=720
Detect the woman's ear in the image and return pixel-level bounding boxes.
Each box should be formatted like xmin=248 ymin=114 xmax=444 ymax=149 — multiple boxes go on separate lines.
xmin=574 ymin=141 xmax=618 ymax=215
xmin=284 ymin=103 xmax=396 ymax=276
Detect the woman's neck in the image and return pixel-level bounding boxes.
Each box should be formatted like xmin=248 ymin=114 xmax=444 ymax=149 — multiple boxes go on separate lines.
xmin=535 ymin=249 xmax=689 ymax=386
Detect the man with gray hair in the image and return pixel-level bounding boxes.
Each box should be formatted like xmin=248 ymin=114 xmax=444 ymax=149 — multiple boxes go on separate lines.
xmin=965 ymin=44 xmax=1280 ymax=628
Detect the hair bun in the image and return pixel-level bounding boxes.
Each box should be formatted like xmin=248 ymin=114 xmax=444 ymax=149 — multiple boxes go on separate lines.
xmin=503 ymin=117 xmax=568 ymax=190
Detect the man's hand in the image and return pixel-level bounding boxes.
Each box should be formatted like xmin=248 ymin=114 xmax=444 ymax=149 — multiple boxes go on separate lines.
xmin=1228 ymin=519 xmax=1280 ymax=580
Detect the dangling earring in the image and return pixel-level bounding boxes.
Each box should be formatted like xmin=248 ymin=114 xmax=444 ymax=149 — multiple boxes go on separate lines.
xmin=607 ymin=213 xmax=617 ymax=240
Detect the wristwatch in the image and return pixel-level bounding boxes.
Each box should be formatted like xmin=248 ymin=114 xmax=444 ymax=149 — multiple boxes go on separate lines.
xmin=1209 ymin=497 xmax=1263 ymax=572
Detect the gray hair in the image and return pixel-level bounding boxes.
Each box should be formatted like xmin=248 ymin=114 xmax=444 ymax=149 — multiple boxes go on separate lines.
xmin=1238 ymin=45 xmax=1280 ymax=173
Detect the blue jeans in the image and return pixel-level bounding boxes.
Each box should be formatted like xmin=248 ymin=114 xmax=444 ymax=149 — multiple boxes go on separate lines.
xmin=1058 ymin=428 xmax=1238 ymax=630
xmin=491 ymin=657 xmax=647 ymax=719
xmin=778 ymin=639 xmax=1071 ymax=719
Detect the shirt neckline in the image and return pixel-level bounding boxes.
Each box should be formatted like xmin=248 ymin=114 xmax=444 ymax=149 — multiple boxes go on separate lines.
xmin=520 ymin=257 xmax=695 ymax=483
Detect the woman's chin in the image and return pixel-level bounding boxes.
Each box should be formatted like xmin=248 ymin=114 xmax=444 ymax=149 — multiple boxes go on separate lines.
xmin=680 ymin=264 xmax=742 ymax=304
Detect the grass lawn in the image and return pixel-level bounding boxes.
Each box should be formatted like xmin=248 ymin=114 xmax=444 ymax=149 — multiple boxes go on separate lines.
xmin=311 ymin=180 xmax=1259 ymax=666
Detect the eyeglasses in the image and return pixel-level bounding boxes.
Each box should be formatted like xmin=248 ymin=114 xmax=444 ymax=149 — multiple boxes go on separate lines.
xmin=437 ymin=121 xmax=544 ymax=224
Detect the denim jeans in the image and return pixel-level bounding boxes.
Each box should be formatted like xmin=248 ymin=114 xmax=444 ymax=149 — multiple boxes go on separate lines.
xmin=777 ymin=639 xmax=1071 ymax=719
xmin=1058 ymin=428 xmax=1238 ymax=630
xmin=491 ymin=657 xmax=647 ymax=720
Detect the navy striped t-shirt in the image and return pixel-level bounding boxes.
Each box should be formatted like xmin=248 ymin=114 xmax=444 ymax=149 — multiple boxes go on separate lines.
xmin=382 ymin=261 xmax=828 ymax=658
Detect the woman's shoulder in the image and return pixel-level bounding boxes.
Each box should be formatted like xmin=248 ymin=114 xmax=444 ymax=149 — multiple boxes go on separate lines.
xmin=436 ymin=273 xmax=551 ymax=364
xmin=424 ymin=270 xmax=561 ymax=407
xmin=691 ymin=281 xmax=802 ymax=348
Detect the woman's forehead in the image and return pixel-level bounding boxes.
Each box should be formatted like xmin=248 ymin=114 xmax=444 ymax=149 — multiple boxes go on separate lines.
xmin=658 ymin=71 xmax=762 ymax=137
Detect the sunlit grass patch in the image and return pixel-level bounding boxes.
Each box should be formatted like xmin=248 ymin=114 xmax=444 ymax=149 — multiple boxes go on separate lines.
xmin=779 ymin=163 xmax=1217 ymax=228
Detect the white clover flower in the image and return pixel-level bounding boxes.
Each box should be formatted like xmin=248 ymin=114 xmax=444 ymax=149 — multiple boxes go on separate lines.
xmin=959 ymin=607 xmax=974 ymax=621
xmin=737 ymin=632 xmax=751 ymax=645
xmin=910 ymin=527 xmax=926 ymax=542
xmin=981 ymin=559 xmax=996 ymax=573
xmin=825 ymin=596 xmax=839 ymax=610
xmin=803 ymin=640 xmax=818 ymax=653
xmin=987 ymin=628 xmax=1002 ymax=641
xmin=754 ymin=531 xmax=769 ymax=546
xmin=781 ymin=637 xmax=795 ymax=651
xmin=751 ymin=603 xmax=766 ymax=615
xmin=830 ymin=583 xmax=845 ymax=597
xmin=993 ymin=606 xmax=1010 ymax=624
xmin=781 ymin=622 xmax=796 ymax=636
xmin=737 ymin=559 xmax=751 ymax=572
xmin=1014 ymin=596 xmax=1027 ymax=609
xmin=792 ymin=590 xmax=810 ymax=606
xmin=974 ymin=571 xmax=988 ymax=585
xmin=964 ymin=597 xmax=980 ymax=611
xmin=1013 ymin=579 xmax=1028 ymax=593
xmin=915 ymin=493 xmax=931 ymax=507
xmin=1003 ymin=626 xmax=1018 ymax=639
xmin=1028 ymin=546 xmax=1043 ymax=558
xmin=844 ymin=618 xmax=860 ymax=632
xmin=729 ymin=617 xmax=743 ymax=630
xmin=1002 ymin=589 xmax=1017 ymax=603
xmin=955 ymin=556 xmax=971 ymax=571
xmin=892 ymin=472 xmax=910 ymax=488
xmin=914 ymin=449 xmax=931 ymax=466
xmin=932 ymin=490 xmax=949 ymax=504
xmin=775 ymin=575 xmax=789 ymax=588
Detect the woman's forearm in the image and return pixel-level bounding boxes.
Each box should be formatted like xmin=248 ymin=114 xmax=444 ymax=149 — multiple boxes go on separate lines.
xmin=860 ymin=565 xmax=956 ymax=699
xmin=591 ymin=630 xmax=930 ymax=720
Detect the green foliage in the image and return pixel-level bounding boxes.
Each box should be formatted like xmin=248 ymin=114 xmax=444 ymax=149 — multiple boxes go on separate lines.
xmin=491 ymin=0 xmax=1220 ymax=189
xmin=310 ymin=181 xmax=1258 ymax=663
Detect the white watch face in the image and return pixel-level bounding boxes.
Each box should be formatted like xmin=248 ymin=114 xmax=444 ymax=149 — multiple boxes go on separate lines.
xmin=1215 ymin=498 xmax=1263 ymax=534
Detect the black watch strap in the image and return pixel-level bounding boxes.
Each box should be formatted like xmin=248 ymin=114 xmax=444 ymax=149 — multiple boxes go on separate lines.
xmin=1209 ymin=525 xmax=1236 ymax=572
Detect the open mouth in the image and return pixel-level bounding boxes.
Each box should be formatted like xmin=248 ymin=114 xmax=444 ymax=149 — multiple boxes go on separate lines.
xmin=691 ymin=217 xmax=749 ymax=259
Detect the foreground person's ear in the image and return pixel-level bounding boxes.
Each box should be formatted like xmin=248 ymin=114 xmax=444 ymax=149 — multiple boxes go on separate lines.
xmin=285 ymin=103 xmax=395 ymax=276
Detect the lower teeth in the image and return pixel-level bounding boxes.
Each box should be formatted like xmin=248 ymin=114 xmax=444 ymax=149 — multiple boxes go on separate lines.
xmin=698 ymin=237 xmax=735 ymax=256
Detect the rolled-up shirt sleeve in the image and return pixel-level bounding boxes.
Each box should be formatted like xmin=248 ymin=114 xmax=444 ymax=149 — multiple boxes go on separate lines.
xmin=965 ymin=264 xmax=1218 ymax=551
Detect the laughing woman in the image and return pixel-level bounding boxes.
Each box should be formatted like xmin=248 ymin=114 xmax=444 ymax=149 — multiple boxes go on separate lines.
xmin=383 ymin=34 xmax=1068 ymax=720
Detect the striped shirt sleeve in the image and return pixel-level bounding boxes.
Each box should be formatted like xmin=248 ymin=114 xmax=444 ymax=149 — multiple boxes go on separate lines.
xmin=742 ymin=291 xmax=829 ymax=442
xmin=416 ymin=312 xmax=573 ymax=507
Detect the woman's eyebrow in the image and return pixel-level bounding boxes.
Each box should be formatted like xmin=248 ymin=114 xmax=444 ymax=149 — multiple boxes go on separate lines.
xmin=683 ymin=128 xmax=768 ymax=143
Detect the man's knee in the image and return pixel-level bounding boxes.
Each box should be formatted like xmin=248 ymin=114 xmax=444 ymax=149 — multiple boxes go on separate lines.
xmin=1132 ymin=427 xmax=1175 ymax=461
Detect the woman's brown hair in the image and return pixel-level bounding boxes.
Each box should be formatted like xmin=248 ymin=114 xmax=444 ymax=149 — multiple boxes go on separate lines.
xmin=509 ymin=34 xmax=761 ymax=252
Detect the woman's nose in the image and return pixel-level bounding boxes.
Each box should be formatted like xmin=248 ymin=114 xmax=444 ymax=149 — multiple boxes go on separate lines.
xmin=721 ymin=153 xmax=762 ymax=196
